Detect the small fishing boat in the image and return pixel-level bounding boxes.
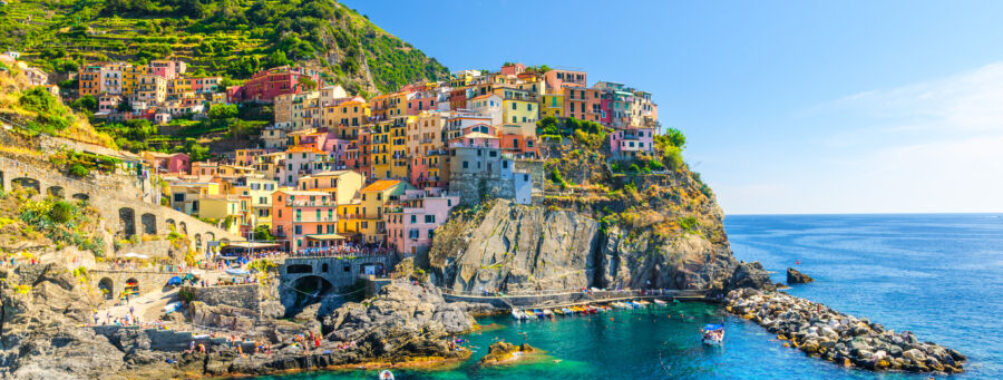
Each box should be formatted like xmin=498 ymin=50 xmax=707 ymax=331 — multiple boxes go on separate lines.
xmin=637 ymin=300 xmax=651 ymax=307
xmin=543 ymin=309 xmax=555 ymax=318
xmin=562 ymin=307 xmax=573 ymax=315
xmin=511 ymin=309 xmax=524 ymax=320
xmin=654 ymin=299 xmax=667 ymax=305
xmin=379 ymin=370 xmax=395 ymax=380
xmin=533 ymin=309 xmax=545 ymax=319
xmin=612 ymin=302 xmax=627 ymax=309
xmin=553 ymin=308 xmax=565 ymax=315
xmin=701 ymin=324 xmax=725 ymax=345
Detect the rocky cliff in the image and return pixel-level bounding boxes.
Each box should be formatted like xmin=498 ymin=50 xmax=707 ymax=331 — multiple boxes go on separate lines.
xmin=423 ymin=136 xmax=775 ymax=295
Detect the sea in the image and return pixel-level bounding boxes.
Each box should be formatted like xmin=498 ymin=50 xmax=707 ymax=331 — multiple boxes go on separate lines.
xmin=259 ymin=214 xmax=1003 ymax=379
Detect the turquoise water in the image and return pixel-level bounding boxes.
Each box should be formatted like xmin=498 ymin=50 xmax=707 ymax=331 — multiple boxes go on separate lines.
xmin=260 ymin=214 xmax=1003 ymax=379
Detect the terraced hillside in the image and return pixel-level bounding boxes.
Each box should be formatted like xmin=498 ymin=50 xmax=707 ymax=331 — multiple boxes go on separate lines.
xmin=0 ymin=0 xmax=448 ymax=94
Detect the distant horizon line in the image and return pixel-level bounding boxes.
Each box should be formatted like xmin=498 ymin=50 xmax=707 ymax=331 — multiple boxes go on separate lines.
xmin=726 ymin=211 xmax=1003 ymax=216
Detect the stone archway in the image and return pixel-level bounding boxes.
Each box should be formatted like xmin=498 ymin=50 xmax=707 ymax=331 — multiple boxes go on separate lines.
xmin=12 ymin=177 xmax=40 ymax=195
xmin=124 ymin=278 xmax=139 ymax=296
xmin=141 ymin=213 xmax=157 ymax=235
xmin=179 ymin=222 xmax=188 ymax=235
xmin=166 ymin=219 xmax=176 ymax=232
xmin=205 ymin=232 xmax=215 ymax=243
xmin=290 ymin=275 xmax=334 ymax=295
xmin=72 ymin=193 xmax=90 ymax=202
xmin=46 ymin=186 xmax=65 ymax=198
xmin=119 ymin=207 xmax=136 ymax=236
xmin=98 ymin=277 xmax=114 ymax=300
xmin=194 ymin=233 xmax=202 ymax=251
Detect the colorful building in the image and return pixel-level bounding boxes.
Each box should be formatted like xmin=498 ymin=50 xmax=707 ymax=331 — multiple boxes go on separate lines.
xmin=385 ymin=188 xmax=459 ymax=256
xmin=228 ymin=66 xmax=321 ymax=103
xmin=297 ymin=170 xmax=365 ymax=205
xmin=358 ymin=180 xmax=412 ymax=244
xmin=271 ymin=190 xmax=340 ymax=252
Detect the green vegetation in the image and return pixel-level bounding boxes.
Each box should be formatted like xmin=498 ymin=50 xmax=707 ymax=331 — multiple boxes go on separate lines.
xmin=50 ymin=150 xmax=122 ymax=176
xmin=253 ymin=224 xmax=275 ymax=241
xmin=0 ymin=0 xmax=448 ymax=92
xmin=16 ymin=195 xmax=104 ymax=256
xmin=17 ymin=87 xmax=74 ymax=135
xmin=538 ymin=116 xmax=610 ymax=149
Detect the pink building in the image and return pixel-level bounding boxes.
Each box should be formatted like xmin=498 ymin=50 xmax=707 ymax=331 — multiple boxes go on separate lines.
xmin=228 ymin=66 xmax=321 ymax=103
xmin=406 ymin=91 xmax=438 ymax=115
xmin=500 ymin=63 xmax=526 ymax=76
xmin=385 ymin=188 xmax=460 ymax=256
xmin=150 ymin=60 xmax=186 ymax=80
xmin=609 ymin=126 xmax=655 ymax=159
xmin=143 ymin=152 xmax=190 ymax=174
xmin=543 ymin=69 xmax=587 ymax=92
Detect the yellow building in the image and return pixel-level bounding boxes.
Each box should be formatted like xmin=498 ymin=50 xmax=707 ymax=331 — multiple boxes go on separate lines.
xmin=389 ymin=117 xmax=409 ymax=179
xmin=236 ymin=176 xmax=279 ymax=228
xmin=541 ymin=93 xmax=565 ymax=118
xmin=370 ymin=121 xmax=392 ymax=179
xmin=408 ymin=111 xmax=446 ymax=156
xmin=336 ymin=201 xmax=363 ymax=237
xmin=297 ymin=170 xmax=365 ymax=205
xmin=322 ymin=99 xmax=370 ymax=139
xmin=198 ymin=194 xmax=251 ymax=234
xmin=136 ymin=74 xmax=167 ymax=104
xmin=495 ymin=87 xmax=539 ymax=124
xmin=358 ymin=180 xmax=410 ymax=244
xmin=122 ymin=64 xmax=149 ymax=97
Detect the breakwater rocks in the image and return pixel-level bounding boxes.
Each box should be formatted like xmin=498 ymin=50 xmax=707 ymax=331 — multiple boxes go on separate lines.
xmin=478 ymin=341 xmax=540 ymax=366
xmin=725 ymin=289 xmax=966 ymax=373
xmin=786 ymin=267 xmax=813 ymax=284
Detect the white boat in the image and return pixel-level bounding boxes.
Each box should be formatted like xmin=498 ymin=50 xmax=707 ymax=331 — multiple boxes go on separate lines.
xmin=654 ymin=299 xmax=667 ymax=305
xmin=543 ymin=309 xmax=554 ymax=317
xmin=702 ymin=324 xmax=725 ymax=345
xmin=511 ymin=309 xmax=524 ymax=320
xmin=379 ymin=370 xmax=395 ymax=380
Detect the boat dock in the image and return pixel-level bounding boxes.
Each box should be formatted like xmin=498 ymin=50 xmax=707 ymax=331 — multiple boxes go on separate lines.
xmin=440 ymin=288 xmax=710 ymax=310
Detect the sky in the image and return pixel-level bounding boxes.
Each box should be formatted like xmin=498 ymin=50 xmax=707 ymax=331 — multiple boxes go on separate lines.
xmin=342 ymin=0 xmax=1003 ymax=214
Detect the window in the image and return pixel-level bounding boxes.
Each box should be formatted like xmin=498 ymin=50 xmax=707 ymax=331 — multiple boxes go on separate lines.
xmin=428 ymin=229 xmax=435 ymax=238
xmin=425 ymin=215 xmax=435 ymax=223
xmin=294 ymin=225 xmax=302 ymax=234
xmin=503 ymin=160 xmax=509 ymax=169
xmin=296 ymin=209 xmax=301 ymax=221
xmin=490 ymin=150 xmax=498 ymax=157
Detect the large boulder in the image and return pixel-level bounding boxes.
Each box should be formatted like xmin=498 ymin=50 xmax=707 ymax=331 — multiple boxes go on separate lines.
xmin=787 ymin=267 xmax=814 ymax=284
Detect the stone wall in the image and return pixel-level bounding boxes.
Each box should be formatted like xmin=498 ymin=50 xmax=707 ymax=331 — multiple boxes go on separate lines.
xmin=90 ymin=270 xmax=179 ymax=300
xmin=189 ymin=284 xmax=261 ymax=312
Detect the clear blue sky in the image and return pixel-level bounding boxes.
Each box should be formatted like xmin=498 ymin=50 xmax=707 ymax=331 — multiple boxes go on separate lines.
xmin=343 ymin=0 xmax=1003 ymax=214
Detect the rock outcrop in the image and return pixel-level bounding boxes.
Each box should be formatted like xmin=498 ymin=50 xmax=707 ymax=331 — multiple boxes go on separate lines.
xmin=478 ymin=341 xmax=539 ymax=366
xmin=0 ymin=264 xmax=125 ymax=379
xmin=786 ymin=268 xmax=814 ymax=284
xmin=424 ymin=201 xmax=600 ymax=293
xmin=424 ymin=200 xmax=775 ymax=294
xmin=726 ymin=289 xmax=966 ymax=373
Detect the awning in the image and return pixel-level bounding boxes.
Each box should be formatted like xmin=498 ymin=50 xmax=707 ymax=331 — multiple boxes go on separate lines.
xmin=224 ymin=242 xmax=281 ymax=249
xmin=306 ymin=233 xmax=346 ymax=241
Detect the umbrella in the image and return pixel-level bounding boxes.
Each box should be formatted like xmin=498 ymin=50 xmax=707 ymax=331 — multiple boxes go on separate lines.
xmin=167 ymin=276 xmax=182 ymax=286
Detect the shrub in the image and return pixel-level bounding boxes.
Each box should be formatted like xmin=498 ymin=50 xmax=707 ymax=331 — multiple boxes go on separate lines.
xmin=48 ymin=201 xmax=75 ymax=223
xmin=663 ymin=146 xmax=684 ymax=171
xmin=679 ymin=216 xmax=700 ymax=233
xmin=69 ymin=164 xmax=90 ymax=177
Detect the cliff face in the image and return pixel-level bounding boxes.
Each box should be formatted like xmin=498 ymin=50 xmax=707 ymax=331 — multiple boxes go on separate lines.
xmin=423 ymin=137 xmax=775 ymax=294
xmin=423 ymin=201 xmax=600 ymax=293
xmin=423 ymin=200 xmax=762 ymax=294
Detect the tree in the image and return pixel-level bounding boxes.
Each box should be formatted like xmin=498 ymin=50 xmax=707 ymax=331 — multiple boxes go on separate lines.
xmin=663 ymin=128 xmax=686 ymax=149
xmin=179 ymin=138 xmax=210 ymax=161
xmin=267 ymin=50 xmax=290 ymax=68
xmin=253 ymin=225 xmax=275 ymax=241
xmin=208 ymin=104 xmax=239 ymax=120
xmin=297 ymin=75 xmax=317 ymax=91
xmin=70 ymin=95 xmax=98 ymax=113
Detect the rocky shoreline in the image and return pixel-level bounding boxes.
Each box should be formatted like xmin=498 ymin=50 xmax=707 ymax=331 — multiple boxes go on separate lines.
xmin=725 ymin=288 xmax=967 ymax=374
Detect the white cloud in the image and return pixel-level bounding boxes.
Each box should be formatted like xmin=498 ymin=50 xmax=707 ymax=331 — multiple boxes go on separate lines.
xmin=724 ymin=62 xmax=1003 ymax=214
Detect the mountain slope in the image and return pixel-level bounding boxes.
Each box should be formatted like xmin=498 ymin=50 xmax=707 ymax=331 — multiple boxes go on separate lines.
xmin=0 ymin=0 xmax=448 ymax=94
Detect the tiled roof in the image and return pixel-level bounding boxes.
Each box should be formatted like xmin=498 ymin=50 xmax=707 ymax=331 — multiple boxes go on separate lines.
xmin=361 ymin=179 xmax=402 ymax=193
